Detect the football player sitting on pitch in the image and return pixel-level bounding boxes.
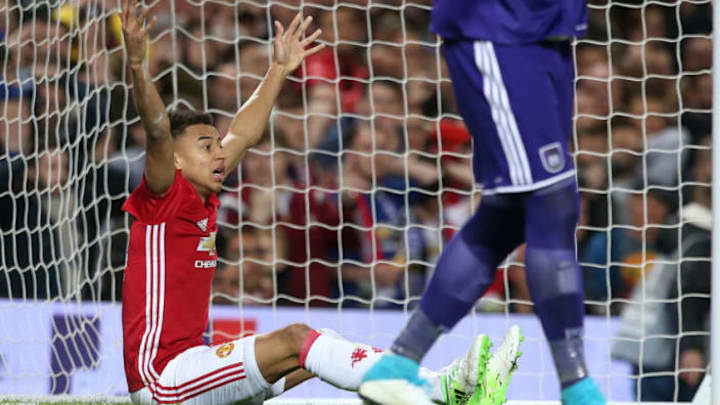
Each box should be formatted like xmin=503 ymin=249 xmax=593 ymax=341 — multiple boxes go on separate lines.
xmin=119 ymin=1 xmax=516 ymax=404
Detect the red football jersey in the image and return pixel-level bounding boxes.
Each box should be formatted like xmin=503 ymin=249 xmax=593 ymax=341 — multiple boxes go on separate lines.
xmin=121 ymin=170 xmax=220 ymax=392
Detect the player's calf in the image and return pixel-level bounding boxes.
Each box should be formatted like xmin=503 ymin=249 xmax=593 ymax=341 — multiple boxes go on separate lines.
xmin=254 ymin=322 xmax=317 ymax=383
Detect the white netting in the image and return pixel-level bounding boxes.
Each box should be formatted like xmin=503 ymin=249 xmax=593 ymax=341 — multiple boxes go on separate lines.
xmin=0 ymin=0 xmax=712 ymax=402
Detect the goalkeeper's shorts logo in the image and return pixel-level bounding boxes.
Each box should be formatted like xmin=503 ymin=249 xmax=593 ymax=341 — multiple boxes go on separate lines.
xmin=216 ymin=342 xmax=235 ymax=358
xmin=539 ymin=142 xmax=565 ymax=174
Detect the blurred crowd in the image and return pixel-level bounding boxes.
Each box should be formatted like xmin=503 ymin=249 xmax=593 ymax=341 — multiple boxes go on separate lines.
xmin=0 ymin=0 xmax=712 ymax=320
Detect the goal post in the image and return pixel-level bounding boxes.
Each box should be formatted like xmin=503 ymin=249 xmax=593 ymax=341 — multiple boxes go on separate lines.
xmin=0 ymin=0 xmax=714 ymax=403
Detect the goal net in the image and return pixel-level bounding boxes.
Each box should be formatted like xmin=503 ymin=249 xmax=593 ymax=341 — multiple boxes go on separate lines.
xmin=0 ymin=0 xmax=712 ymax=402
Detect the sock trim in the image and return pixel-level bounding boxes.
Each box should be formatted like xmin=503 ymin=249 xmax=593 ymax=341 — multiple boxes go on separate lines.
xmin=298 ymin=329 xmax=321 ymax=368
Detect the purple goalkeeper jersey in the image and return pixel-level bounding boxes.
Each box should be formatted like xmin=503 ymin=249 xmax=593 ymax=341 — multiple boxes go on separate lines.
xmin=430 ymin=0 xmax=588 ymax=44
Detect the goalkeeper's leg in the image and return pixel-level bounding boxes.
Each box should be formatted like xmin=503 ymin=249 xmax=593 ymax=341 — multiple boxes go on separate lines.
xmin=524 ymin=178 xmax=605 ymax=405
xmin=359 ymin=194 xmax=526 ymax=405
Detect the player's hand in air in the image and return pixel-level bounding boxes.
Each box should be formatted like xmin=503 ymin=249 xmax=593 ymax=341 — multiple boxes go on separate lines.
xmin=120 ymin=0 xmax=157 ymax=69
xmin=273 ymin=13 xmax=325 ymax=76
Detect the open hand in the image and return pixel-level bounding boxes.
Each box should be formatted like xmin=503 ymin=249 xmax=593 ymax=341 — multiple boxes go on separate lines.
xmin=273 ymin=13 xmax=325 ymax=76
xmin=119 ymin=0 xmax=157 ymax=69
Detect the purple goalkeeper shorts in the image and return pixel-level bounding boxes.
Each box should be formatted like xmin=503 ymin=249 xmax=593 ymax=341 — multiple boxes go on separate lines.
xmin=442 ymin=39 xmax=577 ymax=194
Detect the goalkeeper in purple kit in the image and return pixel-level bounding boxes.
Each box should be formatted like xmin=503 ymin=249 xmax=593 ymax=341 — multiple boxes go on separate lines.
xmin=359 ymin=1 xmax=606 ymax=405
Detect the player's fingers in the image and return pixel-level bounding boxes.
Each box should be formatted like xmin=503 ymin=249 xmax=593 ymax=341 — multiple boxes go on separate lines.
xmin=139 ymin=6 xmax=151 ymax=25
xmin=294 ymin=15 xmax=313 ymax=40
xmin=121 ymin=0 xmax=130 ymax=25
xmin=274 ymin=20 xmax=284 ymax=38
xmin=128 ymin=0 xmax=137 ymax=26
xmin=286 ymin=12 xmax=302 ymax=38
xmin=141 ymin=16 xmax=157 ymax=37
xmin=303 ymin=43 xmax=326 ymax=58
xmin=302 ymin=28 xmax=322 ymax=46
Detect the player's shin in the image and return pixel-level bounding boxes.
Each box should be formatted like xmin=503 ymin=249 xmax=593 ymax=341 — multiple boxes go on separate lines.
xmin=526 ymin=246 xmax=588 ymax=387
xmin=301 ymin=330 xmax=385 ymax=391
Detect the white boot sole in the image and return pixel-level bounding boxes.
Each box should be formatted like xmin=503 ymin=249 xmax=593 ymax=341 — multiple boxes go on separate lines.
xmin=359 ymin=380 xmax=435 ymax=405
xmin=486 ymin=325 xmax=522 ymax=385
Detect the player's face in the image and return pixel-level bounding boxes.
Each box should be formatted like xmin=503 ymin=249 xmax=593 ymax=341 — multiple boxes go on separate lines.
xmin=174 ymin=124 xmax=226 ymax=197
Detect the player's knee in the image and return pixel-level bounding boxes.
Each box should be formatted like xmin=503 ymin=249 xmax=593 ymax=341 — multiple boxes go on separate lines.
xmin=281 ymin=323 xmax=314 ymax=351
xmin=525 ymin=247 xmax=582 ymax=303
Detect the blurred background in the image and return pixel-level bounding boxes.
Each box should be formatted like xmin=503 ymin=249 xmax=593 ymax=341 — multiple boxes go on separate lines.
xmin=0 ymin=0 xmax=713 ymax=401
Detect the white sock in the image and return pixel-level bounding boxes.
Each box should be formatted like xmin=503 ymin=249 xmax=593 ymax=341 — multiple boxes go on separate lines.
xmin=301 ymin=329 xmax=443 ymax=402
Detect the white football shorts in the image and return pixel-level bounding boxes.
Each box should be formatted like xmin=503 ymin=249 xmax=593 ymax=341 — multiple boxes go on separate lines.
xmin=130 ymin=335 xmax=269 ymax=405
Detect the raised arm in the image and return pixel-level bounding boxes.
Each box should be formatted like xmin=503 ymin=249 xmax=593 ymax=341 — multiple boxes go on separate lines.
xmin=223 ymin=13 xmax=325 ymax=171
xmin=120 ymin=0 xmax=174 ymax=195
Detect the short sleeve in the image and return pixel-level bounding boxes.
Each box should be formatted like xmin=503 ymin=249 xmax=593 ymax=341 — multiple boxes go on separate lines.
xmin=122 ymin=170 xmax=184 ymax=223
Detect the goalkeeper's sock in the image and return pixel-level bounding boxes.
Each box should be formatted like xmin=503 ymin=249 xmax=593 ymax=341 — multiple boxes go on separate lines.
xmin=390 ymin=309 xmax=443 ymax=363
xmin=550 ymin=336 xmax=588 ymax=389
xmin=300 ymin=329 xmax=443 ymax=400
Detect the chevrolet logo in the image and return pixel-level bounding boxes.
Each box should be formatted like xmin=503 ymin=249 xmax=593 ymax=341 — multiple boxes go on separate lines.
xmin=197 ymin=232 xmax=216 ymax=256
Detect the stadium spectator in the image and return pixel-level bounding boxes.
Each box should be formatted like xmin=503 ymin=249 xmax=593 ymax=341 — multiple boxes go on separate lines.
xmin=295 ymin=6 xmax=368 ymax=115
xmin=208 ymin=62 xmax=241 ymax=113
xmin=280 ymin=156 xmax=342 ymax=306
xmin=580 ymin=183 xmax=677 ymax=307
xmin=238 ymin=43 xmax=272 ymax=103
xmin=608 ymin=122 xmax=644 ymax=226
xmin=78 ymin=126 xmax=129 ymax=301
xmin=109 ymin=121 xmax=146 ymax=191
xmin=627 ymin=91 xmax=690 ymax=188
xmin=340 ymin=122 xmax=410 ymax=307
xmin=681 ymin=73 xmax=712 ymax=143
xmin=0 ymin=97 xmax=32 ymax=156
xmin=0 ymin=146 xmax=69 ymax=300
xmin=612 ymin=138 xmax=711 ymax=401
xmin=214 ymin=227 xmax=286 ymax=305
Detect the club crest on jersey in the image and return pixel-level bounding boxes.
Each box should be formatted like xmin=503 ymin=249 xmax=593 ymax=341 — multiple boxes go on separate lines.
xmin=197 ymin=232 xmax=216 ymax=256
xmin=216 ymin=342 xmax=234 ymax=358
xmin=196 ymin=217 xmax=209 ymax=232
xmin=539 ymin=142 xmax=565 ymax=174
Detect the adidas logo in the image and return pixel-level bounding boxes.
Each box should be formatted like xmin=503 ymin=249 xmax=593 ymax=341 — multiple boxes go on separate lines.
xmin=196 ymin=217 xmax=209 ymax=232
